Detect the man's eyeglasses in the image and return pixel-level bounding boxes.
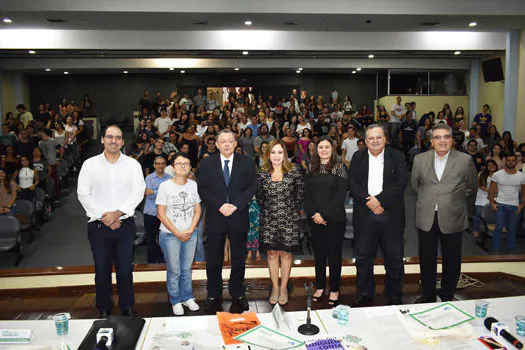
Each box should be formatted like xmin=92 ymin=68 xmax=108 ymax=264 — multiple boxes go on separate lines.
xmin=104 ymin=135 xmax=123 ymax=141
xmin=174 ymin=162 xmax=191 ymax=168
xmin=431 ymin=135 xmax=452 ymax=141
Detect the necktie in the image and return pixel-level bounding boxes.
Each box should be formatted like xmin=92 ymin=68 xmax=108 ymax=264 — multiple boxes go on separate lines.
xmin=223 ymin=160 xmax=230 ymax=186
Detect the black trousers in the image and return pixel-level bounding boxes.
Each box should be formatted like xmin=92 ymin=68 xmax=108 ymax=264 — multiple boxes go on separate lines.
xmin=205 ymin=219 xmax=247 ymax=299
xmin=88 ymin=218 xmax=136 ymax=312
xmin=418 ymin=213 xmax=463 ymax=301
xmin=354 ymin=212 xmax=404 ymax=300
xmin=143 ymin=214 xmax=164 ymax=263
xmin=309 ymin=220 xmax=346 ymax=292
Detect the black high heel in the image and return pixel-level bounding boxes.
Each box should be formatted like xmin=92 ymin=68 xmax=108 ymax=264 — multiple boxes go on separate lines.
xmin=312 ymin=290 xmax=325 ymax=302
xmin=328 ymin=292 xmax=340 ymax=307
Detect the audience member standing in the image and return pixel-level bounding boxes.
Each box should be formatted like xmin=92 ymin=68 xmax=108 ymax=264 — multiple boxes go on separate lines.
xmin=38 ymin=129 xmax=62 ymax=200
xmin=197 ymin=129 xmax=257 ymax=314
xmin=389 ymin=97 xmax=405 ymax=148
xmin=411 ymin=124 xmax=477 ymax=303
xmin=143 ymin=156 xmax=172 ymax=263
xmin=304 ymin=136 xmax=348 ymax=307
xmin=256 ymin=140 xmax=304 ymax=306
xmin=349 ymin=125 xmax=408 ymax=307
xmin=77 ymin=125 xmax=146 ymax=318
xmin=156 ymin=152 xmax=202 ymax=315
xmin=489 ymin=153 xmax=525 ymax=253
xmin=473 ymin=104 xmax=492 ymax=139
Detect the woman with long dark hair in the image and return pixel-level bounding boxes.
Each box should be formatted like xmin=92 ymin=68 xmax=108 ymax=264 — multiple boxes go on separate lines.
xmin=304 ymin=136 xmax=348 ymax=306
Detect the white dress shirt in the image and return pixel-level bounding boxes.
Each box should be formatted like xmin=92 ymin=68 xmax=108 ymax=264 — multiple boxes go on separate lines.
xmin=434 ymin=150 xmax=450 ymax=210
xmin=220 ymin=154 xmax=234 ymax=176
xmin=368 ymin=149 xmax=385 ymax=197
xmin=77 ymin=152 xmax=146 ymax=222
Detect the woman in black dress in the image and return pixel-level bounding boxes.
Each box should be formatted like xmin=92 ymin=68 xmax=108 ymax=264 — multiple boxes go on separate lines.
xmin=304 ymin=136 xmax=348 ymax=306
xmin=256 ymin=139 xmax=304 ymax=306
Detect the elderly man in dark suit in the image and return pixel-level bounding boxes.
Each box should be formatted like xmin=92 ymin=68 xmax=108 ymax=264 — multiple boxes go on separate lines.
xmin=349 ymin=124 xmax=408 ymax=307
xmin=411 ymin=123 xmax=477 ymax=303
xmin=197 ymin=129 xmax=257 ymax=314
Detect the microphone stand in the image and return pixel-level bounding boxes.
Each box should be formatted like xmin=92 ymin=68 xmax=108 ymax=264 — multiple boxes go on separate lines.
xmin=298 ymin=282 xmax=320 ymax=335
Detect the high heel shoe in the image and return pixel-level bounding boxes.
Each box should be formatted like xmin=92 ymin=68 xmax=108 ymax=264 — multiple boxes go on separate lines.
xmin=269 ymin=287 xmax=279 ymax=305
xmin=278 ymin=288 xmax=288 ymax=305
xmin=312 ymin=289 xmax=325 ymax=302
xmin=328 ymin=292 xmax=340 ymax=307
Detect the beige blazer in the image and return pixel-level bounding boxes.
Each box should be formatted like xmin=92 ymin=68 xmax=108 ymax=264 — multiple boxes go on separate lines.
xmin=411 ymin=149 xmax=477 ymax=233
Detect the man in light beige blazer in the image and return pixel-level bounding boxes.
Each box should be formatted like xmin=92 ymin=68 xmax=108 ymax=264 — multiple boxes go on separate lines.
xmin=411 ymin=124 xmax=477 ymax=303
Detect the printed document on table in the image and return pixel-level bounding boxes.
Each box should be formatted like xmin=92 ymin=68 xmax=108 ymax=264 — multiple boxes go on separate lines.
xmin=234 ymin=325 xmax=304 ymax=349
xmin=409 ymin=302 xmax=474 ymax=330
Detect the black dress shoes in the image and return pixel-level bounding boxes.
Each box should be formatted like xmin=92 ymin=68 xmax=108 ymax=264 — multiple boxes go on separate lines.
xmin=98 ymin=309 xmax=110 ymax=319
xmin=120 ymin=307 xmax=137 ymax=317
xmin=414 ymin=296 xmax=437 ymax=304
xmin=229 ymin=296 xmax=249 ymax=314
xmin=387 ymin=298 xmax=403 ymax=306
xmin=205 ymin=297 xmax=223 ymax=315
xmin=351 ymin=295 xmax=374 ymax=308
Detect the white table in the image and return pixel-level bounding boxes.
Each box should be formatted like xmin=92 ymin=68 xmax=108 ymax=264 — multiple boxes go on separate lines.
xmin=1 ymin=297 xmax=524 ymax=349
xmin=0 ymin=318 xmax=151 ymax=349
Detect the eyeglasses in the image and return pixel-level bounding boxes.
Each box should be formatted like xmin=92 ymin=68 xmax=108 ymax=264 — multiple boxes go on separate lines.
xmin=174 ymin=162 xmax=191 ymax=168
xmin=431 ymin=135 xmax=452 ymax=141
xmin=154 ymin=162 xmax=166 ymax=165
xmin=104 ymin=135 xmax=123 ymax=141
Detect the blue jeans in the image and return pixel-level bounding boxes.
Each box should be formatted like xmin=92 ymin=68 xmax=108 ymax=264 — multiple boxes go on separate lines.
xmin=159 ymin=230 xmax=197 ymax=305
xmin=472 ymin=205 xmax=484 ymax=233
xmin=493 ymin=203 xmax=521 ymax=252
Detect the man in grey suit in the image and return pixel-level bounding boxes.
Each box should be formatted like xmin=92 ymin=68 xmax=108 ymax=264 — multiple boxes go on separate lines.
xmin=411 ymin=124 xmax=477 ymax=303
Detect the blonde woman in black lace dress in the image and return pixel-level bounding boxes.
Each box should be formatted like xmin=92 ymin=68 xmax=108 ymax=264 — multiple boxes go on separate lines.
xmin=256 ymin=139 xmax=304 ymax=306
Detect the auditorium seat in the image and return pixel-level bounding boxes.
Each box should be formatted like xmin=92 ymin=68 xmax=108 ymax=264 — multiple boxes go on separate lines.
xmin=0 ymin=215 xmax=23 ymax=266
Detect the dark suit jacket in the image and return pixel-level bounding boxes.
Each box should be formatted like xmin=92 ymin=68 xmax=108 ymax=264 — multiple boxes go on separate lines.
xmin=348 ymin=147 xmax=408 ymax=232
xmin=197 ymin=153 xmax=257 ymax=231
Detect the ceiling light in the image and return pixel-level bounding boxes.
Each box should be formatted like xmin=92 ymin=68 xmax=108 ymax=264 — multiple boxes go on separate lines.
xmin=244 ymin=20 xmax=252 ymax=26
xmin=2 ymin=18 xmax=13 ymax=23
xmin=469 ymin=21 xmax=477 ymax=27
xmin=356 ymin=68 xmax=362 ymax=71
xmin=123 ymin=70 xmax=128 ymax=74
xmin=234 ymin=68 xmax=240 ymax=71
xmin=298 ymin=67 xmax=303 ymax=71
xmin=63 ymin=71 xmax=69 ymax=75
xmin=242 ymin=51 xmax=249 ymax=55
xmin=352 ymin=71 xmax=357 ymax=74
xmin=169 ymin=68 xmax=174 ymax=71
xmin=45 ymin=68 xmax=51 ymax=72
xmin=28 ymin=50 xmax=36 ymax=54
xmin=454 ymin=51 xmax=461 ymax=55
xmin=180 ymin=70 xmax=185 ymax=74
xmin=368 ymin=54 xmax=374 ymax=59
xmin=296 ymin=70 xmax=301 ymax=73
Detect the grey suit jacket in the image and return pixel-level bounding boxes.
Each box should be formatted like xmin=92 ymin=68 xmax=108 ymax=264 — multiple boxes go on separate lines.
xmin=411 ymin=149 xmax=477 ymax=233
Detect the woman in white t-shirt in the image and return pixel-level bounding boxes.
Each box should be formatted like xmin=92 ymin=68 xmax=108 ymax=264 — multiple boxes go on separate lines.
xmin=17 ymin=156 xmax=39 ymax=201
xmin=472 ymin=159 xmax=498 ymax=238
xmin=156 ymin=152 xmax=202 ymax=316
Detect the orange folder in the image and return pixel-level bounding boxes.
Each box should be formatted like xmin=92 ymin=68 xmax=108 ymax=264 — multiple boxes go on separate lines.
xmin=217 ymin=312 xmax=261 ymax=345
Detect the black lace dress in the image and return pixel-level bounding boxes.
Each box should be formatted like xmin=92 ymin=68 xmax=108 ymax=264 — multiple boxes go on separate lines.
xmin=256 ymin=165 xmax=305 ymax=252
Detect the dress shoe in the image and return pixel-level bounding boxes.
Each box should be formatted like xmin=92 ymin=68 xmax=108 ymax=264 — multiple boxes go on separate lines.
xmin=237 ymin=296 xmax=249 ymax=311
xmin=98 ymin=309 xmax=110 ymax=319
xmin=204 ymin=297 xmax=223 ymax=315
xmin=120 ymin=307 xmax=137 ymax=317
xmin=414 ymin=296 xmax=436 ymax=304
xmin=351 ymin=295 xmax=374 ymax=308
xmin=387 ymin=298 xmax=403 ymax=305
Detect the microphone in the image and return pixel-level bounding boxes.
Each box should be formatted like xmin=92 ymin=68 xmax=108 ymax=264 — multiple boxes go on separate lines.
xmin=94 ymin=328 xmax=114 ymax=349
xmin=298 ymin=282 xmax=320 ymax=336
xmin=484 ymin=317 xmax=523 ymax=349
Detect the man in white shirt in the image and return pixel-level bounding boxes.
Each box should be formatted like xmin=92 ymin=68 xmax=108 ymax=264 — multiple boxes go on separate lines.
xmin=489 ymin=153 xmax=525 ymax=253
xmin=389 ymin=96 xmax=406 ymax=148
xmin=77 ymin=125 xmax=146 ymax=318
xmin=154 ymin=109 xmax=173 ymax=140
xmin=16 ymin=104 xmax=33 ymax=128
xmin=341 ymin=126 xmax=359 ymax=167
xmin=348 ymin=124 xmax=408 ymax=307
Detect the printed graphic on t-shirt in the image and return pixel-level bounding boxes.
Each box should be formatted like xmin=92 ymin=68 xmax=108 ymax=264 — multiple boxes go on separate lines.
xmin=166 ymin=190 xmax=198 ymax=230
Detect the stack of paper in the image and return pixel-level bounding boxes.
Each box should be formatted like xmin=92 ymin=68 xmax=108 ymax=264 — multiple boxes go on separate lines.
xmin=0 ymin=329 xmax=32 ymax=344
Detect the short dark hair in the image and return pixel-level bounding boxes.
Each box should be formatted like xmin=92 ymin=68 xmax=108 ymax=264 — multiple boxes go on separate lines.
xmin=467 ymin=139 xmax=478 ymax=147
xmin=103 ymin=124 xmax=123 ymax=137
xmin=42 ymin=128 xmax=53 ymax=137
xmin=503 ymin=152 xmax=517 ymax=160
xmin=16 ymin=104 xmax=25 ymax=110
